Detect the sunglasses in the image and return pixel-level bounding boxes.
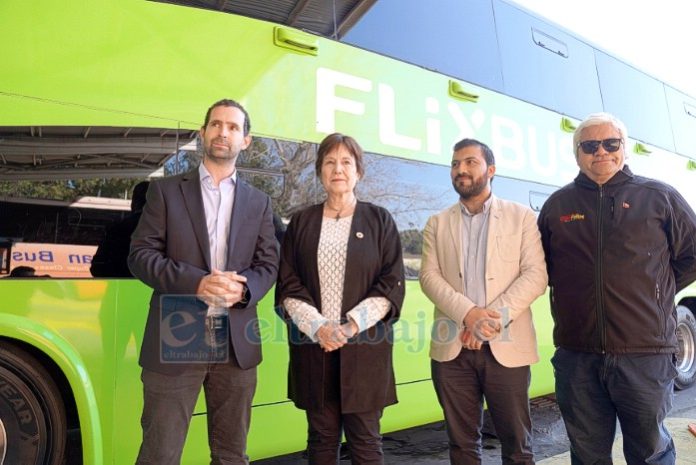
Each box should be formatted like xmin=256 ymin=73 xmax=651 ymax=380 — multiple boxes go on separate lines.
xmin=577 ymin=138 xmax=623 ymax=154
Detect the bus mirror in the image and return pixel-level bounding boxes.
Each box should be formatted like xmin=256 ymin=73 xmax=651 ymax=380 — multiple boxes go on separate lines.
xmin=633 ymin=142 xmax=652 ymax=156
xmin=448 ymin=80 xmax=479 ymax=103
xmin=273 ymin=26 xmax=319 ymax=56
xmin=560 ymin=117 xmax=576 ymax=133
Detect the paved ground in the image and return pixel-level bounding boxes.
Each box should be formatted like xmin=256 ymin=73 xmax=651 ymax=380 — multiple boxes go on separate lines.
xmin=253 ymin=385 xmax=696 ymax=464
xmin=538 ymin=417 xmax=696 ymax=465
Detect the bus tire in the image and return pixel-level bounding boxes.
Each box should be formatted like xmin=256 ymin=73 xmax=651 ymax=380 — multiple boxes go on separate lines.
xmin=0 ymin=342 xmax=67 ymax=465
xmin=675 ymin=305 xmax=696 ymax=390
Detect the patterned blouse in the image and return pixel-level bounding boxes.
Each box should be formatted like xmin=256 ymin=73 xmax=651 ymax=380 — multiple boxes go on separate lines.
xmin=284 ymin=214 xmax=390 ymax=341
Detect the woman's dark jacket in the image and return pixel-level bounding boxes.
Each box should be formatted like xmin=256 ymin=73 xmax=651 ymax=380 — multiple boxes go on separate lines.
xmin=538 ymin=165 xmax=696 ymax=354
xmin=275 ymin=201 xmax=405 ymax=413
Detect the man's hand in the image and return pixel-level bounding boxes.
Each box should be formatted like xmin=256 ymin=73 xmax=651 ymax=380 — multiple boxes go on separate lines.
xmin=196 ymin=269 xmax=248 ymax=307
xmin=464 ymin=306 xmax=502 ymax=342
xmin=316 ymin=322 xmax=347 ymax=352
xmin=460 ymin=328 xmax=483 ymax=350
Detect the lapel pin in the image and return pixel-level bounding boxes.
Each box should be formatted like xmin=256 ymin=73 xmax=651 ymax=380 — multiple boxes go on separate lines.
xmin=356 ymin=232 xmax=364 ymax=239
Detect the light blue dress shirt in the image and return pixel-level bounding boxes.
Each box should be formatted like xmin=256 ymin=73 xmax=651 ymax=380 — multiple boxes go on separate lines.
xmin=199 ymin=163 xmax=236 ymax=316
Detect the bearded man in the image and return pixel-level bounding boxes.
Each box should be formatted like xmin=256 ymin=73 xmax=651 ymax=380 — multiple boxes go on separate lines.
xmin=419 ymin=138 xmax=548 ymax=465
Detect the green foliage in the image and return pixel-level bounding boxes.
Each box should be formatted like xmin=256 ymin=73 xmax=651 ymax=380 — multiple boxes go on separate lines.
xmin=0 ymin=178 xmax=146 ymax=201
xmin=239 ymin=137 xmax=319 ymax=218
xmin=164 ymin=149 xmax=200 ymax=176
xmin=400 ymin=228 xmax=423 ymax=256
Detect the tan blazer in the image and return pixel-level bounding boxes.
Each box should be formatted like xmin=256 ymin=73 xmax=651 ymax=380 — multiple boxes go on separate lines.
xmin=419 ymin=195 xmax=548 ymax=367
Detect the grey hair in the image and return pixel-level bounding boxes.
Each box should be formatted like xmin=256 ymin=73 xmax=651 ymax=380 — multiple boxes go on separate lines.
xmin=573 ymin=112 xmax=628 ymax=157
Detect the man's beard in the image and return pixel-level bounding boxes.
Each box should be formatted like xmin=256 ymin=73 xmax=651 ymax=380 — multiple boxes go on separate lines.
xmin=452 ymin=174 xmax=488 ymax=200
xmin=204 ymin=139 xmax=240 ymax=164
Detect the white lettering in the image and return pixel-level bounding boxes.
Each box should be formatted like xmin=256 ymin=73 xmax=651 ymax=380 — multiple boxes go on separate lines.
xmin=316 ymin=67 xmax=372 ymax=134
xmin=425 ymin=97 xmax=441 ymax=154
xmin=491 ymin=115 xmax=525 ymax=171
xmin=559 ymin=137 xmax=578 ymax=180
xmin=527 ymin=128 xmax=556 ymax=177
xmin=378 ymin=84 xmax=421 ymax=151
xmin=447 ymin=103 xmax=475 ymax=141
xmin=314 ymin=66 xmax=581 ymax=185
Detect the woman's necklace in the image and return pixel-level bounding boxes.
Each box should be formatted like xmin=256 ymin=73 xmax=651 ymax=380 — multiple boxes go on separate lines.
xmin=325 ymin=197 xmax=356 ymax=221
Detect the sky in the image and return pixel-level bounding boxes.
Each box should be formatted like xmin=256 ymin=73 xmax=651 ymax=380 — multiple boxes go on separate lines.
xmin=509 ymin=0 xmax=696 ymax=97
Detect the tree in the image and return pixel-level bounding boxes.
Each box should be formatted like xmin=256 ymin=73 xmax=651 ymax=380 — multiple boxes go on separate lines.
xmin=239 ymin=137 xmax=320 ymax=219
xmin=0 ymin=178 xmax=145 ymax=202
xmin=400 ymin=228 xmax=424 ymax=256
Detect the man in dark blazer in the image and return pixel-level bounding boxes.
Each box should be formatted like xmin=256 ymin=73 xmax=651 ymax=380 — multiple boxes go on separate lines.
xmin=128 ymin=99 xmax=279 ymax=465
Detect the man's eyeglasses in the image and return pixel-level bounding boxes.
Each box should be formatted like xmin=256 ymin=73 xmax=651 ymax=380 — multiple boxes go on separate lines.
xmin=577 ymin=138 xmax=623 ymax=154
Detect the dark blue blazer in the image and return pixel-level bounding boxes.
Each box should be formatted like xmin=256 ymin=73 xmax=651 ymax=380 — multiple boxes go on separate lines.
xmin=129 ymin=169 xmax=279 ymax=374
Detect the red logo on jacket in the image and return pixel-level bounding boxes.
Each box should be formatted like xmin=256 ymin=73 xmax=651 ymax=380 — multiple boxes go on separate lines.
xmin=559 ymin=213 xmax=585 ymax=223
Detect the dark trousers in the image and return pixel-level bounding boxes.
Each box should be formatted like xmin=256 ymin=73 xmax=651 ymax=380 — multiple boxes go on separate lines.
xmin=305 ymin=351 xmax=384 ymax=465
xmin=135 ymin=351 xmax=257 ymax=464
xmin=432 ymin=345 xmax=534 ymax=465
xmin=552 ymin=348 xmax=676 ymax=465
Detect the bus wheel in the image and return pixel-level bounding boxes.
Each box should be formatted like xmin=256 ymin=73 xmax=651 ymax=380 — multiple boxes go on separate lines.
xmin=675 ymin=305 xmax=696 ymax=390
xmin=0 ymin=343 xmax=67 ymax=465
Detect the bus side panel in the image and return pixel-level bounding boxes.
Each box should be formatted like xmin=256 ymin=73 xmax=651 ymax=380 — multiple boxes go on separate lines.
xmin=111 ymin=280 xmax=152 ymax=464
xmin=530 ymin=292 xmax=556 ymax=398
xmin=0 ymin=279 xmax=114 ymax=465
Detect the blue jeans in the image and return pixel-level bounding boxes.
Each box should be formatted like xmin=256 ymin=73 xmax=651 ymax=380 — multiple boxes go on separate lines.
xmin=552 ymin=348 xmax=677 ymax=465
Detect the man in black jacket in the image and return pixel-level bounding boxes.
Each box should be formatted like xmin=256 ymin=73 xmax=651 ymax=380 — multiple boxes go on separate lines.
xmin=538 ymin=112 xmax=696 ymax=465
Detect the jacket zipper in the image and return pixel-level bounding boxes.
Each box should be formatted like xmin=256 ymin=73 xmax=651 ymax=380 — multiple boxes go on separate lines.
xmin=596 ymin=185 xmax=606 ymax=353
xmin=656 ymin=283 xmax=664 ymax=336
xmin=655 ymin=259 xmax=666 ymax=339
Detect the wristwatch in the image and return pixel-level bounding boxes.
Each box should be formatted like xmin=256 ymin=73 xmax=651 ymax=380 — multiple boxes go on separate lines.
xmin=234 ymin=284 xmax=250 ymax=308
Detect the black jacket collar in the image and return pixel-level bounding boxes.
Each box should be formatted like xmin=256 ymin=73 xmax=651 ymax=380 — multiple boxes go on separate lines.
xmin=574 ymin=165 xmax=634 ymax=190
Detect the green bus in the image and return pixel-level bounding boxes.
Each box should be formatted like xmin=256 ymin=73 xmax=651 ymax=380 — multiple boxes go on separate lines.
xmin=1 ymin=0 xmax=695 ymax=463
